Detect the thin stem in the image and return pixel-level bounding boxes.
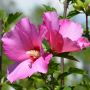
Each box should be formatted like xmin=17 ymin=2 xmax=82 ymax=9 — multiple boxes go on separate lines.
xmin=60 ymin=0 xmax=68 ymax=88
xmin=0 ymin=19 xmax=3 ymax=90
xmin=86 ymin=14 xmax=89 ymax=34
xmin=63 ymin=0 xmax=68 ymax=17
xmin=61 ymin=58 xmax=64 ymax=88
xmin=85 ymin=14 xmax=89 ymax=40
xmin=51 ymin=74 xmax=54 ymax=90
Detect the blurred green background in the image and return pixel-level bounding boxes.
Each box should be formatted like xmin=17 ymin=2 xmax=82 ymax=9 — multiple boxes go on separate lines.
xmin=0 ymin=0 xmax=90 ymax=90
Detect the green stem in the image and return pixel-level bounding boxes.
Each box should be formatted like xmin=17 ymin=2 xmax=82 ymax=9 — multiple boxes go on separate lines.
xmin=51 ymin=74 xmax=54 ymax=90
xmin=63 ymin=0 xmax=68 ymax=17
xmin=60 ymin=0 xmax=68 ymax=88
xmin=61 ymin=58 xmax=64 ymax=88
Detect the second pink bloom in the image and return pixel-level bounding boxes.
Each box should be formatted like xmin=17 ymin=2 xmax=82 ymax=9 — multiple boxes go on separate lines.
xmin=40 ymin=12 xmax=90 ymax=53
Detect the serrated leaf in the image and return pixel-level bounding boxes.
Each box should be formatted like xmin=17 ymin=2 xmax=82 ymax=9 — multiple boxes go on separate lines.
xmin=4 ymin=12 xmax=22 ymax=32
xmin=6 ymin=12 xmax=22 ymax=25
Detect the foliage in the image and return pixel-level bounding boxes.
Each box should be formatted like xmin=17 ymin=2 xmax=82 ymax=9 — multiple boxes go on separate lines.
xmin=1 ymin=0 xmax=90 ymax=90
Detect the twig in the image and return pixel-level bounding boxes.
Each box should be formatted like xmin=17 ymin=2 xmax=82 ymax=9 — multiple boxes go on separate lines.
xmin=85 ymin=13 xmax=90 ymax=40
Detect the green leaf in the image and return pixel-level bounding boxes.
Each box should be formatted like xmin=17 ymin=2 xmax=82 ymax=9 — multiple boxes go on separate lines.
xmin=43 ymin=5 xmax=56 ymax=12
xmin=67 ymin=10 xmax=80 ymax=18
xmin=2 ymin=83 xmax=16 ymax=90
xmin=68 ymin=67 xmax=87 ymax=75
xmin=48 ymin=59 xmax=60 ymax=74
xmin=59 ymin=15 xmax=64 ymax=19
xmin=63 ymin=87 xmax=71 ymax=90
xmin=4 ymin=12 xmax=22 ymax=32
xmin=9 ymin=84 xmax=23 ymax=90
xmin=73 ymin=0 xmax=87 ymax=12
xmin=58 ymin=72 xmax=70 ymax=79
xmin=79 ymin=75 xmax=90 ymax=89
xmin=6 ymin=12 xmax=22 ymax=25
xmin=0 ymin=9 xmax=7 ymax=21
xmin=74 ymin=85 xmax=87 ymax=90
xmin=54 ymin=52 xmax=79 ymax=62
xmin=58 ymin=67 xmax=87 ymax=79
xmin=42 ymin=39 xmax=51 ymax=51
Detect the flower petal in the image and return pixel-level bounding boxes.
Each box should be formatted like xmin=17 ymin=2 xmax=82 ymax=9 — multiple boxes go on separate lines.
xmin=39 ymin=25 xmax=63 ymax=53
xmin=7 ymin=59 xmax=32 ymax=83
xmin=59 ymin=19 xmax=83 ymax=41
xmin=77 ymin=37 xmax=90 ymax=49
xmin=29 ymin=54 xmax=52 ymax=77
xmin=2 ymin=18 xmax=42 ymax=61
xmin=48 ymin=30 xmax=63 ymax=53
xmin=39 ymin=25 xmax=47 ymax=40
xmin=43 ymin=12 xmax=59 ymax=31
xmin=62 ymin=38 xmax=80 ymax=52
xmin=16 ymin=17 xmax=42 ymax=50
xmin=2 ymin=28 xmax=29 ymax=61
xmin=7 ymin=54 xmax=52 ymax=83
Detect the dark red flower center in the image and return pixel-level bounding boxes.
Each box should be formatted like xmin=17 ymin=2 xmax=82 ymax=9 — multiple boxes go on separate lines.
xmin=26 ymin=50 xmax=40 ymax=62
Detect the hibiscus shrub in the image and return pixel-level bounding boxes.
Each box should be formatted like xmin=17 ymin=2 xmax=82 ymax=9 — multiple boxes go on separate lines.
xmin=1 ymin=0 xmax=90 ymax=90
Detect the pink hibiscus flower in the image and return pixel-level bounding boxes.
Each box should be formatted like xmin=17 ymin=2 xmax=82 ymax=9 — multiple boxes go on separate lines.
xmin=2 ymin=18 xmax=52 ymax=83
xmin=40 ymin=12 xmax=90 ymax=53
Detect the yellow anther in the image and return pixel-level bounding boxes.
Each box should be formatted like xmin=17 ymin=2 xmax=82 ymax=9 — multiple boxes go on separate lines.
xmin=26 ymin=50 xmax=40 ymax=58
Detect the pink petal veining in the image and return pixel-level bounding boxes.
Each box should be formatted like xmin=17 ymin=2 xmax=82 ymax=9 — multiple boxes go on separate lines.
xmin=59 ymin=19 xmax=83 ymax=41
xmin=2 ymin=17 xmax=52 ymax=82
xmin=7 ymin=54 xmax=52 ymax=83
xmin=41 ymin=12 xmax=90 ymax=53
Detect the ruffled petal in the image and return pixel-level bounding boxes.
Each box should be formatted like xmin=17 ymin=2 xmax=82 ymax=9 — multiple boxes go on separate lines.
xmin=41 ymin=12 xmax=64 ymax=53
xmin=43 ymin=12 xmax=59 ymax=31
xmin=7 ymin=54 xmax=52 ymax=83
xmin=59 ymin=19 xmax=83 ymax=41
xmin=39 ymin=25 xmax=63 ymax=53
xmin=16 ymin=17 xmax=42 ymax=50
xmin=2 ymin=18 xmax=42 ymax=61
xmin=40 ymin=26 xmax=63 ymax=53
xmin=29 ymin=54 xmax=52 ymax=77
xmin=62 ymin=38 xmax=80 ymax=52
xmin=77 ymin=37 xmax=90 ymax=49
xmin=2 ymin=28 xmax=29 ymax=61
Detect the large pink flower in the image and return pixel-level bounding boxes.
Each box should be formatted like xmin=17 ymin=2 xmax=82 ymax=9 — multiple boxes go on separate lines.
xmin=40 ymin=12 xmax=90 ymax=53
xmin=2 ymin=18 xmax=52 ymax=83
